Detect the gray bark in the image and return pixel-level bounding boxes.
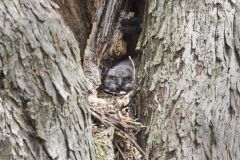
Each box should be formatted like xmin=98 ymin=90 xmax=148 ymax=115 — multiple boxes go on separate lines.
xmin=0 ymin=0 xmax=95 ymax=160
xmin=137 ymin=0 xmax=240 ymax=160
xmin=2 ymin=0 xmax=239 ymax=160
xmin=51 ymin=0 xmax=93 ymax=58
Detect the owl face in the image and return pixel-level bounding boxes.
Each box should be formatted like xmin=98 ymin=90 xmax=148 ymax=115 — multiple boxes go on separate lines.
xmin=103 ymin=62 xmax=133 ymax=94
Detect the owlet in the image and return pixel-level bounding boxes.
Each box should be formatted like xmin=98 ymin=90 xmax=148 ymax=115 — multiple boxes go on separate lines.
xmin=103 ymin=60 xmax=133 ymax=94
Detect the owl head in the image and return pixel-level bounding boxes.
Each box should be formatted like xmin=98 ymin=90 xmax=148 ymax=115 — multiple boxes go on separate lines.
xmin=103 ymin=60 xmax=133 ymax=94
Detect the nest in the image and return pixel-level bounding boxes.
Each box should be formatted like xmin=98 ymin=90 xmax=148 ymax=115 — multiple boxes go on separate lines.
xmin=88 ymin=90 xmax=146 ymax=160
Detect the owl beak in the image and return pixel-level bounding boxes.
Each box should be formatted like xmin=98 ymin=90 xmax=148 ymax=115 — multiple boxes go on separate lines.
xmin=117 ymin=78 xmax=124 ymax=87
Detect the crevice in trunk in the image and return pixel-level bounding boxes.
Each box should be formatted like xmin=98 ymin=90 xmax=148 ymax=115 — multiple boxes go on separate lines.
xmin=52 ymin=0 xmax=146 ymax=158
xmin=51 ymin=0 xmax=93 ymax=62
xmin=83 ymin=0 xmax=146 ymax=159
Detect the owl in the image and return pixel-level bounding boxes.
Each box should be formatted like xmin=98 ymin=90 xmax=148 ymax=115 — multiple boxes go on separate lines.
xmin=103 ymin=60 xmax=134 ymax=94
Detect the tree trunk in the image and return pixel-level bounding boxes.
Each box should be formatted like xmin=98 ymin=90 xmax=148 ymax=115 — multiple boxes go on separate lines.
xmin=0 ymin=0 xmax=95 ymax=159
xmin=51 ymin=0 xmax=93 ymax=60
xmin=137 ymin=0 xmax=240 ymax=159
xmin=2 ymin=0 xmax=240 ymax=160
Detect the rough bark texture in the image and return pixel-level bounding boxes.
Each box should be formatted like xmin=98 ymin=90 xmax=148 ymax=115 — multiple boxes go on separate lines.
xmin=3 ymin=0 xmax=240 ymax=159
xmin=0 ymin=0 xmax=95 ymax=160
xmin=137 ymin=0 xmax=240 ymax=159
xmin=51 ymin=0 xmax=93 ymax=59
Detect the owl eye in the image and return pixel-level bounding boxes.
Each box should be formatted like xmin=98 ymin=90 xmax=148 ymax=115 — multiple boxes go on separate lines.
xmin=110 ymin=75 xmax=117 ymax=80
xmin=124 ymin=76 xmax=130 ymax=81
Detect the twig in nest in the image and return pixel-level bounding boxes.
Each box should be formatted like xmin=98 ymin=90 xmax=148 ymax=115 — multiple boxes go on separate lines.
xmin=116 ymin=90 xmax=134 ymax=108
xmin=128 ymin=56 xmax=136 ymax=82
xmin=118 ymin=130 xmax=147 ymax=159
xmin=90 ymin=107 xmax=147 ymax=158
xmin=116 ymin=143 xmax=127 ymax=160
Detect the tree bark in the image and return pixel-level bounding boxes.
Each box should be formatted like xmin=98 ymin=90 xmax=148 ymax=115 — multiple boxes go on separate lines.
xmin=51 ymin=0 xmax=93 ymax=60
xmin=0 ymin=0 xmax=95 ymax=159
xmin=137 ymin=0 xmax=240 ymax=159
xmin=2 ymin=0 xmax=240 ymax=160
